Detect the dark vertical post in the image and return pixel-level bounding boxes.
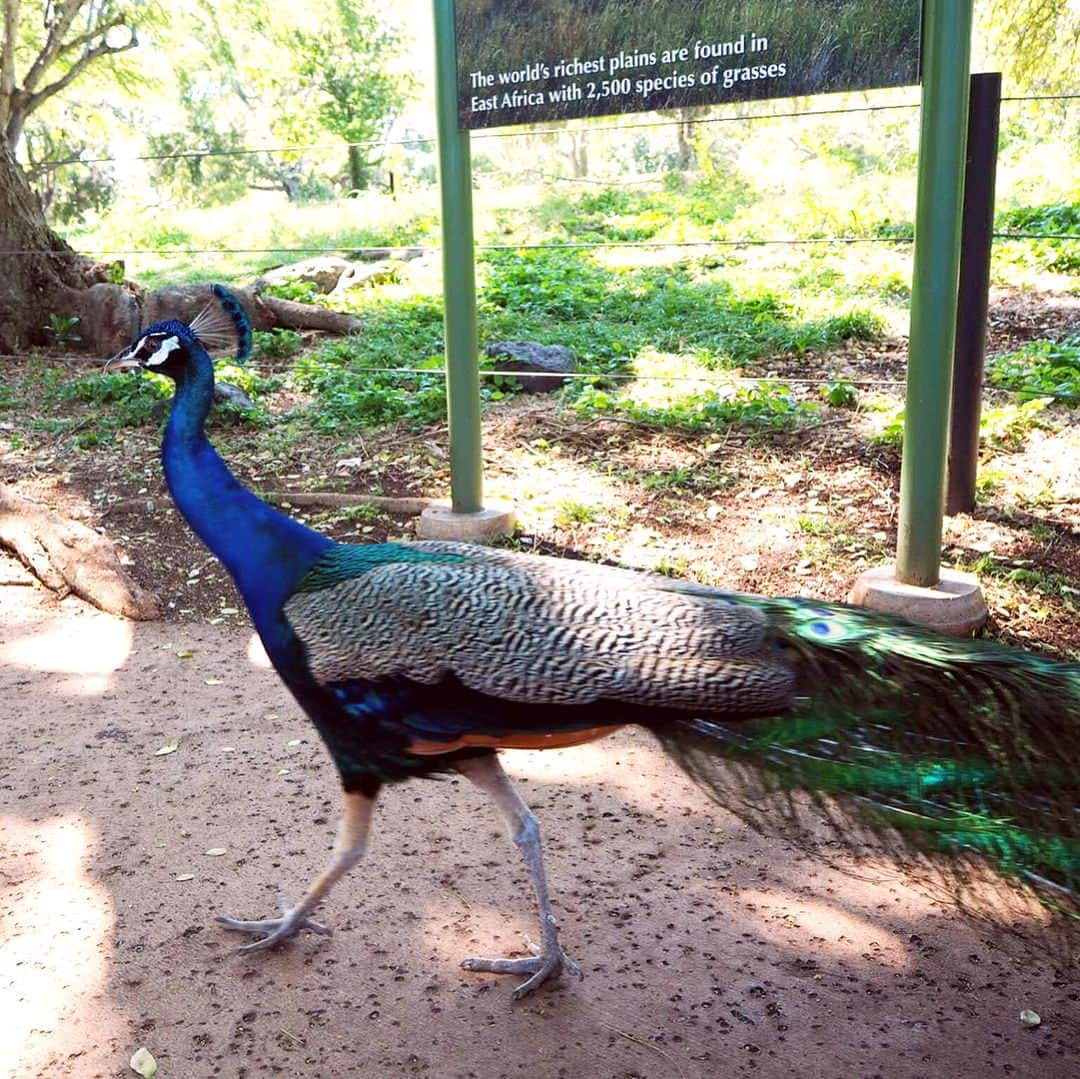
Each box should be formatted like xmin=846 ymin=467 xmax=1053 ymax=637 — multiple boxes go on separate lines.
xmin=945 ymin=72 xmax=1002 ymax=515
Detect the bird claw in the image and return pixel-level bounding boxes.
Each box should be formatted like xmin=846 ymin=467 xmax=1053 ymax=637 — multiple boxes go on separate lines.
xmin=462 ymin=948 xmax=582 ymax=999
xmin=215 ymin=898 xmax=331 ymax=952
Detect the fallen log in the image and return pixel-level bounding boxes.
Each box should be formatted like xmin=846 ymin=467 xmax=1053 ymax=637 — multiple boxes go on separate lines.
xmin=0 ymin=483 xmax=162 ymax=620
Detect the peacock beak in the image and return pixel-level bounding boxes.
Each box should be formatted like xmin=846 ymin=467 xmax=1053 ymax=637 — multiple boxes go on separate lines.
xmin=104 ymin=345 xmax=143 ymax=372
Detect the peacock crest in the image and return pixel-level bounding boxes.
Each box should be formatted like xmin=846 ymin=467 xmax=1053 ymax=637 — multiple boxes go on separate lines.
xmin=188 ymin=283 xmax=252 ymax=362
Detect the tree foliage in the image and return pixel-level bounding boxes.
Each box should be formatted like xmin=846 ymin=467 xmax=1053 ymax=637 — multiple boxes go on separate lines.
xmin=145 ymin=0 xmax=413 ymax=202
xmin=976 ymin=0 xmax=1080 ymax=93
xmin=0 ymin=1 xmax=151 ymax=148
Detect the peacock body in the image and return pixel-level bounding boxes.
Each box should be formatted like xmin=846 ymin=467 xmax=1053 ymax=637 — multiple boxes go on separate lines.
xmin=106 ymin=286 xmax=1080 ymax=997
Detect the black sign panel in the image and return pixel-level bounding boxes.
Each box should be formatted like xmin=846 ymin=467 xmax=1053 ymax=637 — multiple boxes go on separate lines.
xmin=456 ymin=1 xmax=922 ymax=130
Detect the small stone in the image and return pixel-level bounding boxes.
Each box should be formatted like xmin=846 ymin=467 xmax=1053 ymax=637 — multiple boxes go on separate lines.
xmin=485 ymin=341 xmax=576 ymax=393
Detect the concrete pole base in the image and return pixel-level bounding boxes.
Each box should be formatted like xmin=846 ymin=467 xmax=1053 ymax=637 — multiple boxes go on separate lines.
xmin=848 ymin=565 xmax=988 ymax=636
xmin=415 ymin=501 xmax=516 ymax=543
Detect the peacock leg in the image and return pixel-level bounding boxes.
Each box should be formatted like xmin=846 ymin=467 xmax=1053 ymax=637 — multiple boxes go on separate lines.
xmin=454 ymin=753 xmax=582 ymax=999
xmin=216 ymin=789 xmax=375 ymax=952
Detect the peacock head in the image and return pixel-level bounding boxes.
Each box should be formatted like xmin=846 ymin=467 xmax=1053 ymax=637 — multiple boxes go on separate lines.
xmin=105 ymin=284 xmax=252 ymax=380
xmin=105 ymin=320 xmax=201 ymax=380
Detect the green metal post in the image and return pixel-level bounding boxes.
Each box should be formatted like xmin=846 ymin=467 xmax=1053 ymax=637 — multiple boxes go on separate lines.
xmin=895 ymin=0 xmax=975 ymax=586
xmin=432 ymin=0 xmax=483 ymax=514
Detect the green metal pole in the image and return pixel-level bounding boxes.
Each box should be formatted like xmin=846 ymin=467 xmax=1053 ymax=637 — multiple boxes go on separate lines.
xmin=432 ymin=0 xmax=483 ymax=514
xmin=895 ymin=0 xmax=974 ymax=586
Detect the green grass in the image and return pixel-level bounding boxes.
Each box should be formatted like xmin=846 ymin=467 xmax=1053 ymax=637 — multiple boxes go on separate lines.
xmin=60 ymin=189 xmax=442 ymax=289
xmin=479 ymin=246 xmax=882 ymax=371
xmin=47 ymin=102 xmax=1080 ymax=450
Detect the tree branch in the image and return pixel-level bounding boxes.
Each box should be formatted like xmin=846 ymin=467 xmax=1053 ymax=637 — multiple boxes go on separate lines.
xmin=56 ymin=16 xmax=132 ymax=59
xmin=14 ymin=29 xmax=139 ymax=138
xmin=21 ymin=0 xmax=85 ymax=95
xmin=0 ymin=0 xmax=18 ymax=129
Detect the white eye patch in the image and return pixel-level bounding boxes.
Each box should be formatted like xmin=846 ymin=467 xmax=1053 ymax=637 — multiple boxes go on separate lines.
xmin=144 ymin=335 xmax=181 ymax=367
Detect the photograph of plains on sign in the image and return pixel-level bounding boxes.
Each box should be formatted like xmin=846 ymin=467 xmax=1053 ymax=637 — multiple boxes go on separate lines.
xmin=455 ymin=0 xmax=922 ymax=130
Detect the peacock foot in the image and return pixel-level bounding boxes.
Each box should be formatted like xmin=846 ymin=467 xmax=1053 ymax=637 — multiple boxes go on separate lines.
xmin=215 ymin=898 xmax=331 ymax=953
xmin=462 ymin=941 xmax=583 ymax=999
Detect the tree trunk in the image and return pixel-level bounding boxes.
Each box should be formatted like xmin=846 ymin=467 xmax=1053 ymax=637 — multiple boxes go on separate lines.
xmin=0 ymin=482 xmax=163 ymax=620
xmin=347 ymin=144 xmax=367 ymax=191
xmin=0 ymin=142 xmax=93 ymax=352
xmin=675 ymin=112 xmax=697 ymax=171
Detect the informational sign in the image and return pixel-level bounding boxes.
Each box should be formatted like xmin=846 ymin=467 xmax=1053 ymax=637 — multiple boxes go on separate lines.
xmin=455 ymin=1 xmax=922 ymax=130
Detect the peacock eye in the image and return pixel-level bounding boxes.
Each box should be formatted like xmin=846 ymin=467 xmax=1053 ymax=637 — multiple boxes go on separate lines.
xmin=141 ymin=334 xmax=182 ymax=367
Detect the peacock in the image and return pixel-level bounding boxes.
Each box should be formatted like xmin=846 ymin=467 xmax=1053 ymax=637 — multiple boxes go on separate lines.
xmin=105 ymin=285 xmax=1080 ymax=998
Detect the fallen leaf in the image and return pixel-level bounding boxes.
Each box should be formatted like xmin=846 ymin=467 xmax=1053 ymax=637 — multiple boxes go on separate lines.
xmin=154 ymin=742 xmax=179 ymax=756
xmin=130 ymin=1047 xmax=158 ymax=1078
xmin=177 ymin=649 xmax=194 ymax=659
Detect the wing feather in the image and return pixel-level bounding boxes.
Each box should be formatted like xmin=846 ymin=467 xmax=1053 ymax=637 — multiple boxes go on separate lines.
xmin=284 ymin=543 xmax=795 ymax=714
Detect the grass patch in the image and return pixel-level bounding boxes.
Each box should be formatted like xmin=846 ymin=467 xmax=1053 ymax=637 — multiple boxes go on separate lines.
xmin=987 ymin=337 xmax=1080 ymax=403
xmin=479 ymin=246 xmax=882 ymax=374
xmin=574 ymin=378 xmax=816 ymax=433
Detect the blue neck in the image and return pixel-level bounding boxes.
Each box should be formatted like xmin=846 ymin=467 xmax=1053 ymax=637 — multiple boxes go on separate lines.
xmin=162 ymin=349 xmax=333 ymax=642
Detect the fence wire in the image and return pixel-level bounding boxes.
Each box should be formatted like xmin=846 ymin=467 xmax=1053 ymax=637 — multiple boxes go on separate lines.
xmin=6 ymin=92 xmax=1076 ymax=409
xmin=31 ymin=91 xmax=1080 ymax=169
xmin=3 ymin=231 xmax=1079 ymax=261
xmin=5 ymin=351 xmax=1076 ymax=407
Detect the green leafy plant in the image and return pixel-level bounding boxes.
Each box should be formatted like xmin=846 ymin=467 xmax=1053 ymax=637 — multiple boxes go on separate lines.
xmin=252 ymin=328 xmax=304 ymax=360
xmin=263 ymin=280 xmax=323 ymax=305
xmin=979 ymin=398 xmax=1051 ymax=450
xmin=555 ymin=500 xmax=599 ymax=526
xmin=43 ymin=313 xmax=82 ymax=346
xmin=987 ymin=337 xmax=1080 ymax=402
xmin=820 ymin=379 xmax=859 ymax=408
xmin=575 ymin=380 xmax=817 ymax=433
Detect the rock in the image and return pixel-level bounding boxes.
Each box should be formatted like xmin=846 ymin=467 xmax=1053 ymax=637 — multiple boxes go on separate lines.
xmin=78 ymin=283 xmax=141 ymax=355
xmin=214 ymin=382 xmax=257 ymax=410
xmin=328 ymin=260 xmax=397 ymax=298
xmin=484 ymin=341 xmax=577 ymax=393
xmin=256 ymin=256 xmax=353 ymax=294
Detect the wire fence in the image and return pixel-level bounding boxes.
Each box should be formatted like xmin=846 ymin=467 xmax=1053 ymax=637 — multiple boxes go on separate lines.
xmin=3 ymin=231 xmax=1077 ymax=261
xmin=5 ymin=351 xmax=1075 ymax=407
xmin=9 ymin=91 xmax=1074 ymax=261
xmin=8 ymin=92 xmax=1079 ymax=408
xmin=34 ymin=90 xmax=1080 ymax=168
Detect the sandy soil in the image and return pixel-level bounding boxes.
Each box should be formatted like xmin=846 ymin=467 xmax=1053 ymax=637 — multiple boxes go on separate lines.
xmin=1 ymin=560 xmax=1077 ymax=1079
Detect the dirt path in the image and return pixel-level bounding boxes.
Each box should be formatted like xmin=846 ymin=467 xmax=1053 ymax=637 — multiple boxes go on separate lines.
xmin=1 ymin=569 xmax=1077 ymax=1079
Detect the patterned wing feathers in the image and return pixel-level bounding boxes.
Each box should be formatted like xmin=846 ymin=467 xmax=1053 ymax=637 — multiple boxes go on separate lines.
xmin=284 ymin=549 xmax=795 ymax=714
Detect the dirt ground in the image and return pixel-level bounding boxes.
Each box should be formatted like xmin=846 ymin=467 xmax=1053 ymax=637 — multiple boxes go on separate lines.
xmin=2 ymin=565 xmax=1078 ymax=1079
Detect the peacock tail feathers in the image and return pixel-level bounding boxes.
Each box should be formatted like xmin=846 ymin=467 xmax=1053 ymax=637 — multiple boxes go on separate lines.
xmin=652 ymin=595 xmax=1080 ymax=925
xmin=188 ymin=284 xmax=252 ymax=362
